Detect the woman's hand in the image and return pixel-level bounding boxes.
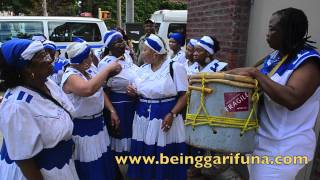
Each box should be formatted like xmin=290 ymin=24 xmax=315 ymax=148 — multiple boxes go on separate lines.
xmin=127 ymin=84 xmax=138 ymax=97
xmin=225 ymin=67 xmax=259 ymax=78
xmin=110 ymin=111 xmax=120 ymax=130
xmin=106 ymin=60 xmax=122 ymax=77
xmin=161 ymin=113 xmax=174 ymax=132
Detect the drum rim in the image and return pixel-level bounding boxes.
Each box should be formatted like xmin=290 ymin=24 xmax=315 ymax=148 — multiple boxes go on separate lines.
xmin=190 ymin=72 xmax=256 ymax=85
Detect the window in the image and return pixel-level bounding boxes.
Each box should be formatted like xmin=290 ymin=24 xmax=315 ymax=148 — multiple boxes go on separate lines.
xmin=49 ymin=22 xmax=101 ymax=42
xmin=155 ymin=23 xmax=160 ymax=34
xmin=0 ymin=21 xmax=44 ymax=43
xmin=167 ymin=23 xmax=186 ymax=37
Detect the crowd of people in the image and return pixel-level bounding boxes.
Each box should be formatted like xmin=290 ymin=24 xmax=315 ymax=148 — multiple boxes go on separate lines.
xmin=0 ymin=7 xmax=319 ymax=180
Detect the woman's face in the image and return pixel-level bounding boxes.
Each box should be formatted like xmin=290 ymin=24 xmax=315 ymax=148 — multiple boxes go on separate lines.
xmin=267 ymin=14 xmax=283 ymax=51
xmin=193 ymin=45 xmax=209 ymax=64
xmin=185 ymin=45 xmax=194 ymax=61
xmin=30 ymin=50 xmax=54 ymax=82
xmin=141 ymin=44 xmax=156 ymax=64
xmin=110 ymin=37 xmax=126 ymax=58
xmin=73 ymin=54 xmax=92 ymax=71
xmin=45 ymin=49 xmax=56 ymax=60
xmin=169 ymin=38 xmax=180 ymax=52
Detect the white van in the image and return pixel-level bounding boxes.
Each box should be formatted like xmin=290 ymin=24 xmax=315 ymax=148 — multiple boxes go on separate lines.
xmin=150 ymin=10 xmax=187 ymax=44
xmin=0 ymin=16 xmax=108 ymax=55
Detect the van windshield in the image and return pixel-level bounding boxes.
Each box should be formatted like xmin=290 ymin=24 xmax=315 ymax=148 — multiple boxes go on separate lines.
xmin=49 ymin=22 xmax=101 ymax=42
xmin=0 ymin=21 xmax=44 ymax=43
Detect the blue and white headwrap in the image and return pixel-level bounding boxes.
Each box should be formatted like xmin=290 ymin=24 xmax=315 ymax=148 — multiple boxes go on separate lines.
xmin=196 ymin=36 xmax=215 ymax=55
xmin=72 ymin=37 xmax=87 ymax=43
xmin=66 ymin=42 xmax=91 ymax=64
xmin=31 ymin=34 xmax=47 ymax=42
xmin=144 ymin=34 xmax=167 ymax=54
xmin=187 ymin=39 xmax=197 ymax=48
xmin=168 ymin=32 xmax=185 ymax=46
xmin=1 ymin=39 xmax=44 ymax=69
xmin=43 ymin=40 xmax=56 ymax=51
xmin=103 ymin=30 xmax=123 ymax=48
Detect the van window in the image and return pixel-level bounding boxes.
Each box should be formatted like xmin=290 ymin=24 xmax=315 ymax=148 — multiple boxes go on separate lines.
xmin=155 ymin=23 xmax=160 ymax=34
xmin=167 ymin=23 xmax=186 ymax=37
xmin=0 ymin=21 xmax=44 ymax=42
xmin=49 ymin=22 xmax=101 ymax=42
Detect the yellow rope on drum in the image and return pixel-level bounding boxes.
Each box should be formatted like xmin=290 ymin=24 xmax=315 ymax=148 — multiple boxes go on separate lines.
xmin=185 ymin=74 xmax=260 ymax=135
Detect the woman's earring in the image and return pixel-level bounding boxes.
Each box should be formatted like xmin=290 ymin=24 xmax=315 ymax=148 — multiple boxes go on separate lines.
xmin=31 ymin=73 xmax=35 ymax=79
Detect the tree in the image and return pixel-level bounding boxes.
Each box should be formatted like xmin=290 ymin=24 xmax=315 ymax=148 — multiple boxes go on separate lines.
xmin=0 ymin=0 xmax=36 ymax=15
xmin=99 ymin=0 xmax=187 ymax=28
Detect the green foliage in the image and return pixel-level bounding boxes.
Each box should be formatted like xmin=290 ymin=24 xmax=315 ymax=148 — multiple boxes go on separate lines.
xmin=0 ymin=0 xmax=186 ymax=26
xmin=101 ymin=0 xmax=186 ymax=28
xmin=0 ymin=0 xmax=35 ymax=15
xmin=0 ymin=0 xmax=78 ymax=16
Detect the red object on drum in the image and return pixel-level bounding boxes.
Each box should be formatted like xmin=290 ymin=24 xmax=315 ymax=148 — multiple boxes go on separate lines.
xmin=224 ymin=92 xmax=249 ymax=112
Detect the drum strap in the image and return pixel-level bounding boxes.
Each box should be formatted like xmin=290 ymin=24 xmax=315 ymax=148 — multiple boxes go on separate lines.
xmin=267 ymin=54 xmax=289 ymax=77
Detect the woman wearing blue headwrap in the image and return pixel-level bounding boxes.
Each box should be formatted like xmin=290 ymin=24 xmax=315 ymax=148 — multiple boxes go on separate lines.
xmin=98 ymin=30 xmax=139 ymax=179
xmin=193 ymin=35 xmax=228 ymax=72
xmin=42 ymin=40 xmax=70 ymax=86
xmin=185 ymin=39 xmax=199 ymax=76
xmin=168 ymin=32 xmax=187 ymax=65
xmin=61 ymin=41 xmax=121 ymax=180
xmin=0 ymin=39 xmax=79 ymax=179
xmin=127 ymin=34 xmax=188 ymax=180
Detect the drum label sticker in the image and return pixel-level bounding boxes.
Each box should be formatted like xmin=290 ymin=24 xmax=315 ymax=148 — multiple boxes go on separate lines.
xmin=224 ymin=92 xmax=249 ymax=112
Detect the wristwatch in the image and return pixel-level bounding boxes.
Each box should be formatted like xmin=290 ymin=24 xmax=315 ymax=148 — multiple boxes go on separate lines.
xmin=169 ymin=111 xmax=177 ymax=118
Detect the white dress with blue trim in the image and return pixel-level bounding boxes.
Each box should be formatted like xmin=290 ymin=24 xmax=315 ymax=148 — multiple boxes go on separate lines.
xmin=127 ymin=59 xmax=188 ymax=180
xmin=0 ymin=79 xmax=79 ymax=180
xmin=98 ymin=54 xmax=139 ymax=155
xmin=249 ymin=47 xmax=320 ymax=179
xmin=61 ymin=65 xmax=116 ymax=180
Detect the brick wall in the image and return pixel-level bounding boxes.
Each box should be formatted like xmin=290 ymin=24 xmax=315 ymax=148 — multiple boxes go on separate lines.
xmin=187 ymin=0 xmax=251 ymax=69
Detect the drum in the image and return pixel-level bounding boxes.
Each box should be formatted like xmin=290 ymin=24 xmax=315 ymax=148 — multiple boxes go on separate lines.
xmin=185 ymin=72 xmax=259 ymax=153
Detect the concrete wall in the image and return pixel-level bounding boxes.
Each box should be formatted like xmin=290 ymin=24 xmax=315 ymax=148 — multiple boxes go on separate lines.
xmin=245 ymin=0 xmax=320 ymax=66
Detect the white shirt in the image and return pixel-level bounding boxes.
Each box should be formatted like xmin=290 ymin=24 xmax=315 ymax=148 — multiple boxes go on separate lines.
xmin=98 ymin=54 xmax=139 ymax=93
xmin=170 ymin=49 xmax=187 ymax=64
xmin=200 ymin=59 xmax=228 ymax=72
xmin=61 ymin=65 xmax=104 ymax=118
xmin=0 ymin=79 xmax=74 ymax=160
xmin=185 ymin=61 xmax=199 ymax=75
xmin=134 ymin=59 xmax=188 ymax=99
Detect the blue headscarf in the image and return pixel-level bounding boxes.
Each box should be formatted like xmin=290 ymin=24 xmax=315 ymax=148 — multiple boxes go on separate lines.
xmin=103 ymin=30 xmax=123 ymax=48
xmin=187 ymin=39 xmax=198 ymax=48
xmin=43 ymin=40 xmax=56 ymax=51
xmin=66 ymin=42 xmax=91 ymax=64
xmin=168 ymin=32 xmax=185 ymax=46
xmin=1 ymin=39 xmax=44 ymax=69
xmin=72 ymin=37 xmax=86 ymax=43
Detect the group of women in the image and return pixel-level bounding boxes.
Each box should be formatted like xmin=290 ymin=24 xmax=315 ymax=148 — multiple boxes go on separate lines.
xmin=0 ymin=7 xmax=319 ymax=180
